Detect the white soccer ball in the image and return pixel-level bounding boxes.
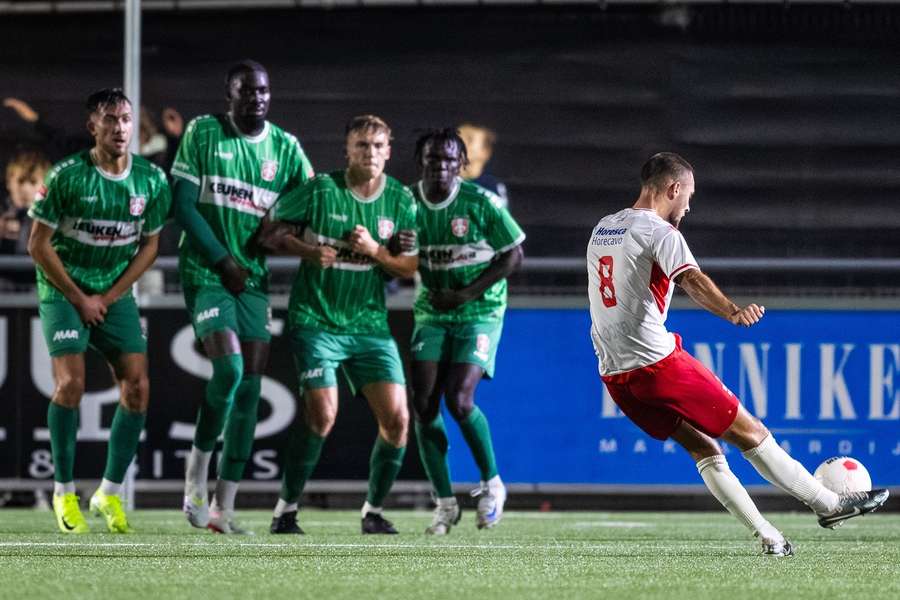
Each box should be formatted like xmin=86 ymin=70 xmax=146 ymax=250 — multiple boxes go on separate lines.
xmin=813 ymin=456 xmax=872 ymax=494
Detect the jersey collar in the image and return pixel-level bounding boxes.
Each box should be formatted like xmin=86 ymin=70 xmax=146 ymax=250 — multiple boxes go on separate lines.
xmin=226 ymin=113 xmax=270 ymax=143
xmin=345 ymin=171 xmax=386 ymax=203
xmin=417 ymin=177 xmax=461 ymax=210
xmin=90 ymin=150 xmax=132 ymax=181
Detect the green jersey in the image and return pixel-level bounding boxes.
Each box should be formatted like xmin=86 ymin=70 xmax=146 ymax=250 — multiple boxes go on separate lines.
xmin=274 ymin=170 xmax=417 ymax=335
xmin=171 ymin=114 xmax=314 ymax=292
xmin=29 ymin=150 xmax=171 ymax=303
xmin=411 ymin=178 xmax=525 ymax=324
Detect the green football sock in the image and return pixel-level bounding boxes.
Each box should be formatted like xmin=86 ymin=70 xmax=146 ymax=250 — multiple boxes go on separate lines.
xmin=102 ymin=405 xmax=146 ymax=484
xmin=279 ymin=423 xmax=326 ymax=504
xmin=47 ymin=402 xmax=79 ymax=483
xmin=193 ymin=353 xmax=243 ymax=452
xmin=366 ymin=436 xmax=406 ymax=507
xmin=458 ymin=406 xmax=498 ymax=481
xmin=219 ymin=375 xmax=261 ymax=482
xmin=415 ymin=415 xmax=453 ymax=498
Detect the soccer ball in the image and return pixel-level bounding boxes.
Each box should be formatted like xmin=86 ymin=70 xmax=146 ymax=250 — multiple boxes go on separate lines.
xmin=813 ymin=456 xmax=872 ymax=494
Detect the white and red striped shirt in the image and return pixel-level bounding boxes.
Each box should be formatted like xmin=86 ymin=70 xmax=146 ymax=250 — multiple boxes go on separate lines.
xmin=587 ymin=208 xmax=699 ymax=375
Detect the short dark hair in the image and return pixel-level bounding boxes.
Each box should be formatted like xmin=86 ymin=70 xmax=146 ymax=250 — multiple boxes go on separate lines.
xmin=414 ymin=128 xmax=469 ymax=167
xmin=640 ymin=152 xmax=693 ymax=191
xmin=345 ymin=114 xmax=392 ymax=139
xmin=225 ymin=59 xmax=267 ymax=86
xmin=85 ymin=88 xmax=131 ymax=114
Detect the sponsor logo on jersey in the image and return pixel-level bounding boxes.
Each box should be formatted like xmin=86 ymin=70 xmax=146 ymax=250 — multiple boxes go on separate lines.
xmin=196 ymin=307 xmax=220 ymax=323
xmin=52 ymin=329 xmax=79 ymax=342
xmin=420 ymin=240 xmax=496 ymax=270
xmin=261 ymin=160 xmax=278 ymax=182
xmin=202 ymin=176 xmax=278 ymax=216
xmin=71 ymin=220 xmax=138 ymax=241
xmin=377 ymin=217 xmax=395 ymax=239
xmin=473 ymin=334 xmax=491 ymax=361
xmin=80 ymin=196 xmax=98 ymax=203
xmin=215 ymin=151 xmax=234 ymax=160
xmin=451 ymin=217 xmax=469 ymax=237
xmin=299 ymin=367 xmax=324 ymax=381
xmin=129 ymin=195 xmax=146 ymax=216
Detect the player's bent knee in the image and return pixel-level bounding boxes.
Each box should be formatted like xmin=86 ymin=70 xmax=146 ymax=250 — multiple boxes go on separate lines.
xmin=446 ymin=397 xmax=474 ymax=422
xmin=305 ymin=409 xmax=336 ymax=437
xmin=54 ymin=374 xmax=85 ymax=407
xmin=121 ymin=375 xmax=149 ymax=412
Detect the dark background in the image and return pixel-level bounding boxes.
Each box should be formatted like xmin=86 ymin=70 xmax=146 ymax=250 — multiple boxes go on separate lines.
xmin=2 ymin=5 xmax=899 ymax=264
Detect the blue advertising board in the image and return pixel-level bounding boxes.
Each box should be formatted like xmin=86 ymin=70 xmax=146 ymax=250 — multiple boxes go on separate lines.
xmin=445 ymin=309 xmax=900 ymax=487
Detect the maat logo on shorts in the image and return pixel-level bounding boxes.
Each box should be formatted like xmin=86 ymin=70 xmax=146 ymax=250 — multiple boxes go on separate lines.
xmin=411 ymin=341 xmax=425 ymax=353
xmin=299 ymin=367 xmax=324 ymax=381
xmin=196 ymin=307 xmax=220 ymax=323
xmin=52 ymin=329 xmax=79 ymax=342
xmin=472 ymin=334 xmax=490 ymax=361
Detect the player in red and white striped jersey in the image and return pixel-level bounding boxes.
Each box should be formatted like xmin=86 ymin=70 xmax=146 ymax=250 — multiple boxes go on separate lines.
xmin=587 ymin=153 xmax=888 ymax=556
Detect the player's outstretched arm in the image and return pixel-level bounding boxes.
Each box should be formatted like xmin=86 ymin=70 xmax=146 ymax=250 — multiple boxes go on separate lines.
xmin=429 ymin=244 xmax=523 ymax=311
xmin=101 ymin=234 xmax=160 ymax=305
xmin=675 ymin=268 xmax=765 ymax=327
xmin=348 ymin=225 xmax=417 ymax=278
xmin=27 ymin=220 xmax=106 ymax=325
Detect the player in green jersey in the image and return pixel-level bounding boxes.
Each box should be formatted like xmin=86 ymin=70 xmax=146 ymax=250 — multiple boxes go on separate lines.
xmin=406 ymin=129 xmax=524 ymax=534
xmin=171 ymin=60 xmax=314 ymax=534
xmin=258 ymin=115 xmax=418 ymax=535
xmin=27 ymin=88 xmax=171 ymax=534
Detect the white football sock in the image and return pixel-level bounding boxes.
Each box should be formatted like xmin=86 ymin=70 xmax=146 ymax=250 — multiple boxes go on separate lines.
xmin=486 ymin=475 xmax=504 ymax=491
xmin=362 ymin=501 xmax=382 ymax=518
xmin=742 ymin=435 xmax=839 ymax=514
xmin=54 ymin=481 xmax=76 ymax=496
xmin=99 ymin=478 xmax=122 ymax=496
xmin=697 ymin=454 xmax=781 ymax=541
xmin=273 ymin=499 xmax=298 ymax=518
xmin=211 ymin=479 xmax=239 ymax=513
xmin=185 ymin=446 xmax=212 ymax=499
xmin=436 ymin=496 xmax=458 ymax=508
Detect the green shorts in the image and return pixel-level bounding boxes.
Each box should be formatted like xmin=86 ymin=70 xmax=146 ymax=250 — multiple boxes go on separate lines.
xmin=39 ymin=294 xmax=147 ymax=359
xmin=290 ymin=326 xmax=406 ymax=394
xmin=411 ymin=319 xmax=504 ymax=378
xmin=184 ymin=284 xmax=271 ymax=342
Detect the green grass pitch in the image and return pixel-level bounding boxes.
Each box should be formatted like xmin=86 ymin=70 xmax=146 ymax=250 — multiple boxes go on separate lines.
xmin=1 ymin=509 xmax=898 ymax=599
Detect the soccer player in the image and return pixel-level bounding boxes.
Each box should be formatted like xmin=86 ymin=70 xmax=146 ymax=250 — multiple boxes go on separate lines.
xmin=587 ymin=153 xmax=889 ymax=556
xmin=27 ymin=88 xmax=171 ymax=534
xmin=259 ymin=115 xmax=417 ymax=535
xmin=407 ymin=129 xmax=524 ymax=534
xmin=171 ymin=60 xmax=314 ymax=534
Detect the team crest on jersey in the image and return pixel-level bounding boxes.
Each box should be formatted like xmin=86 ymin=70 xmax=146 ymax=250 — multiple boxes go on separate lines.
xmin=377 ymin=217 xmax=395 ymax=239
xmin=450 ymin=217 xmax=469 ymax=237
xmin=129 ymin=195 xmax=146 ymax=216
xmin=260 ymin=160 xmax=278 ymax=182
xmin=35 ymin=185 xmax=48 ymax=201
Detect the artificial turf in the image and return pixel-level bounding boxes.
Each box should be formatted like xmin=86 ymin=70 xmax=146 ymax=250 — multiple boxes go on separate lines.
xmin=1 ymin=509 xmax=898 ymax=600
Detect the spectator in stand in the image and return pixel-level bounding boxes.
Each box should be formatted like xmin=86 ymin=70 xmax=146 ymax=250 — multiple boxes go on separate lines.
xmin=458 ymin=123 xmax=509 ymax=209
xmin=2 ymin=149 xmax=49 ymax=255
xmin=1 ymin=149 xmax=49 ymax=288
xmin=3 ymin=97 xmax=89 ymax=161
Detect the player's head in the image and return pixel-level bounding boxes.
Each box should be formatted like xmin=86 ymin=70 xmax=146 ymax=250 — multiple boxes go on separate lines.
xmin=225 ymin=60 xmax=270 ymax=125
xmin=640 ymin=152 xmax=694 ymax=228
xmin=345 ymin=115 xmax=392 ymax=180
xmin=85 ymin=88 xmax=134 ymax=159
xmin=415 ymin=128 xmax=468 ymax=190
xmin=5 ymin=150 xmax=50 ymax=209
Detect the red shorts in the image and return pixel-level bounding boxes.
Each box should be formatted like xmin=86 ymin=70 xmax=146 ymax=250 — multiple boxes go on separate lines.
xmin=601 ymin=335 xmax=739 ymax=441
